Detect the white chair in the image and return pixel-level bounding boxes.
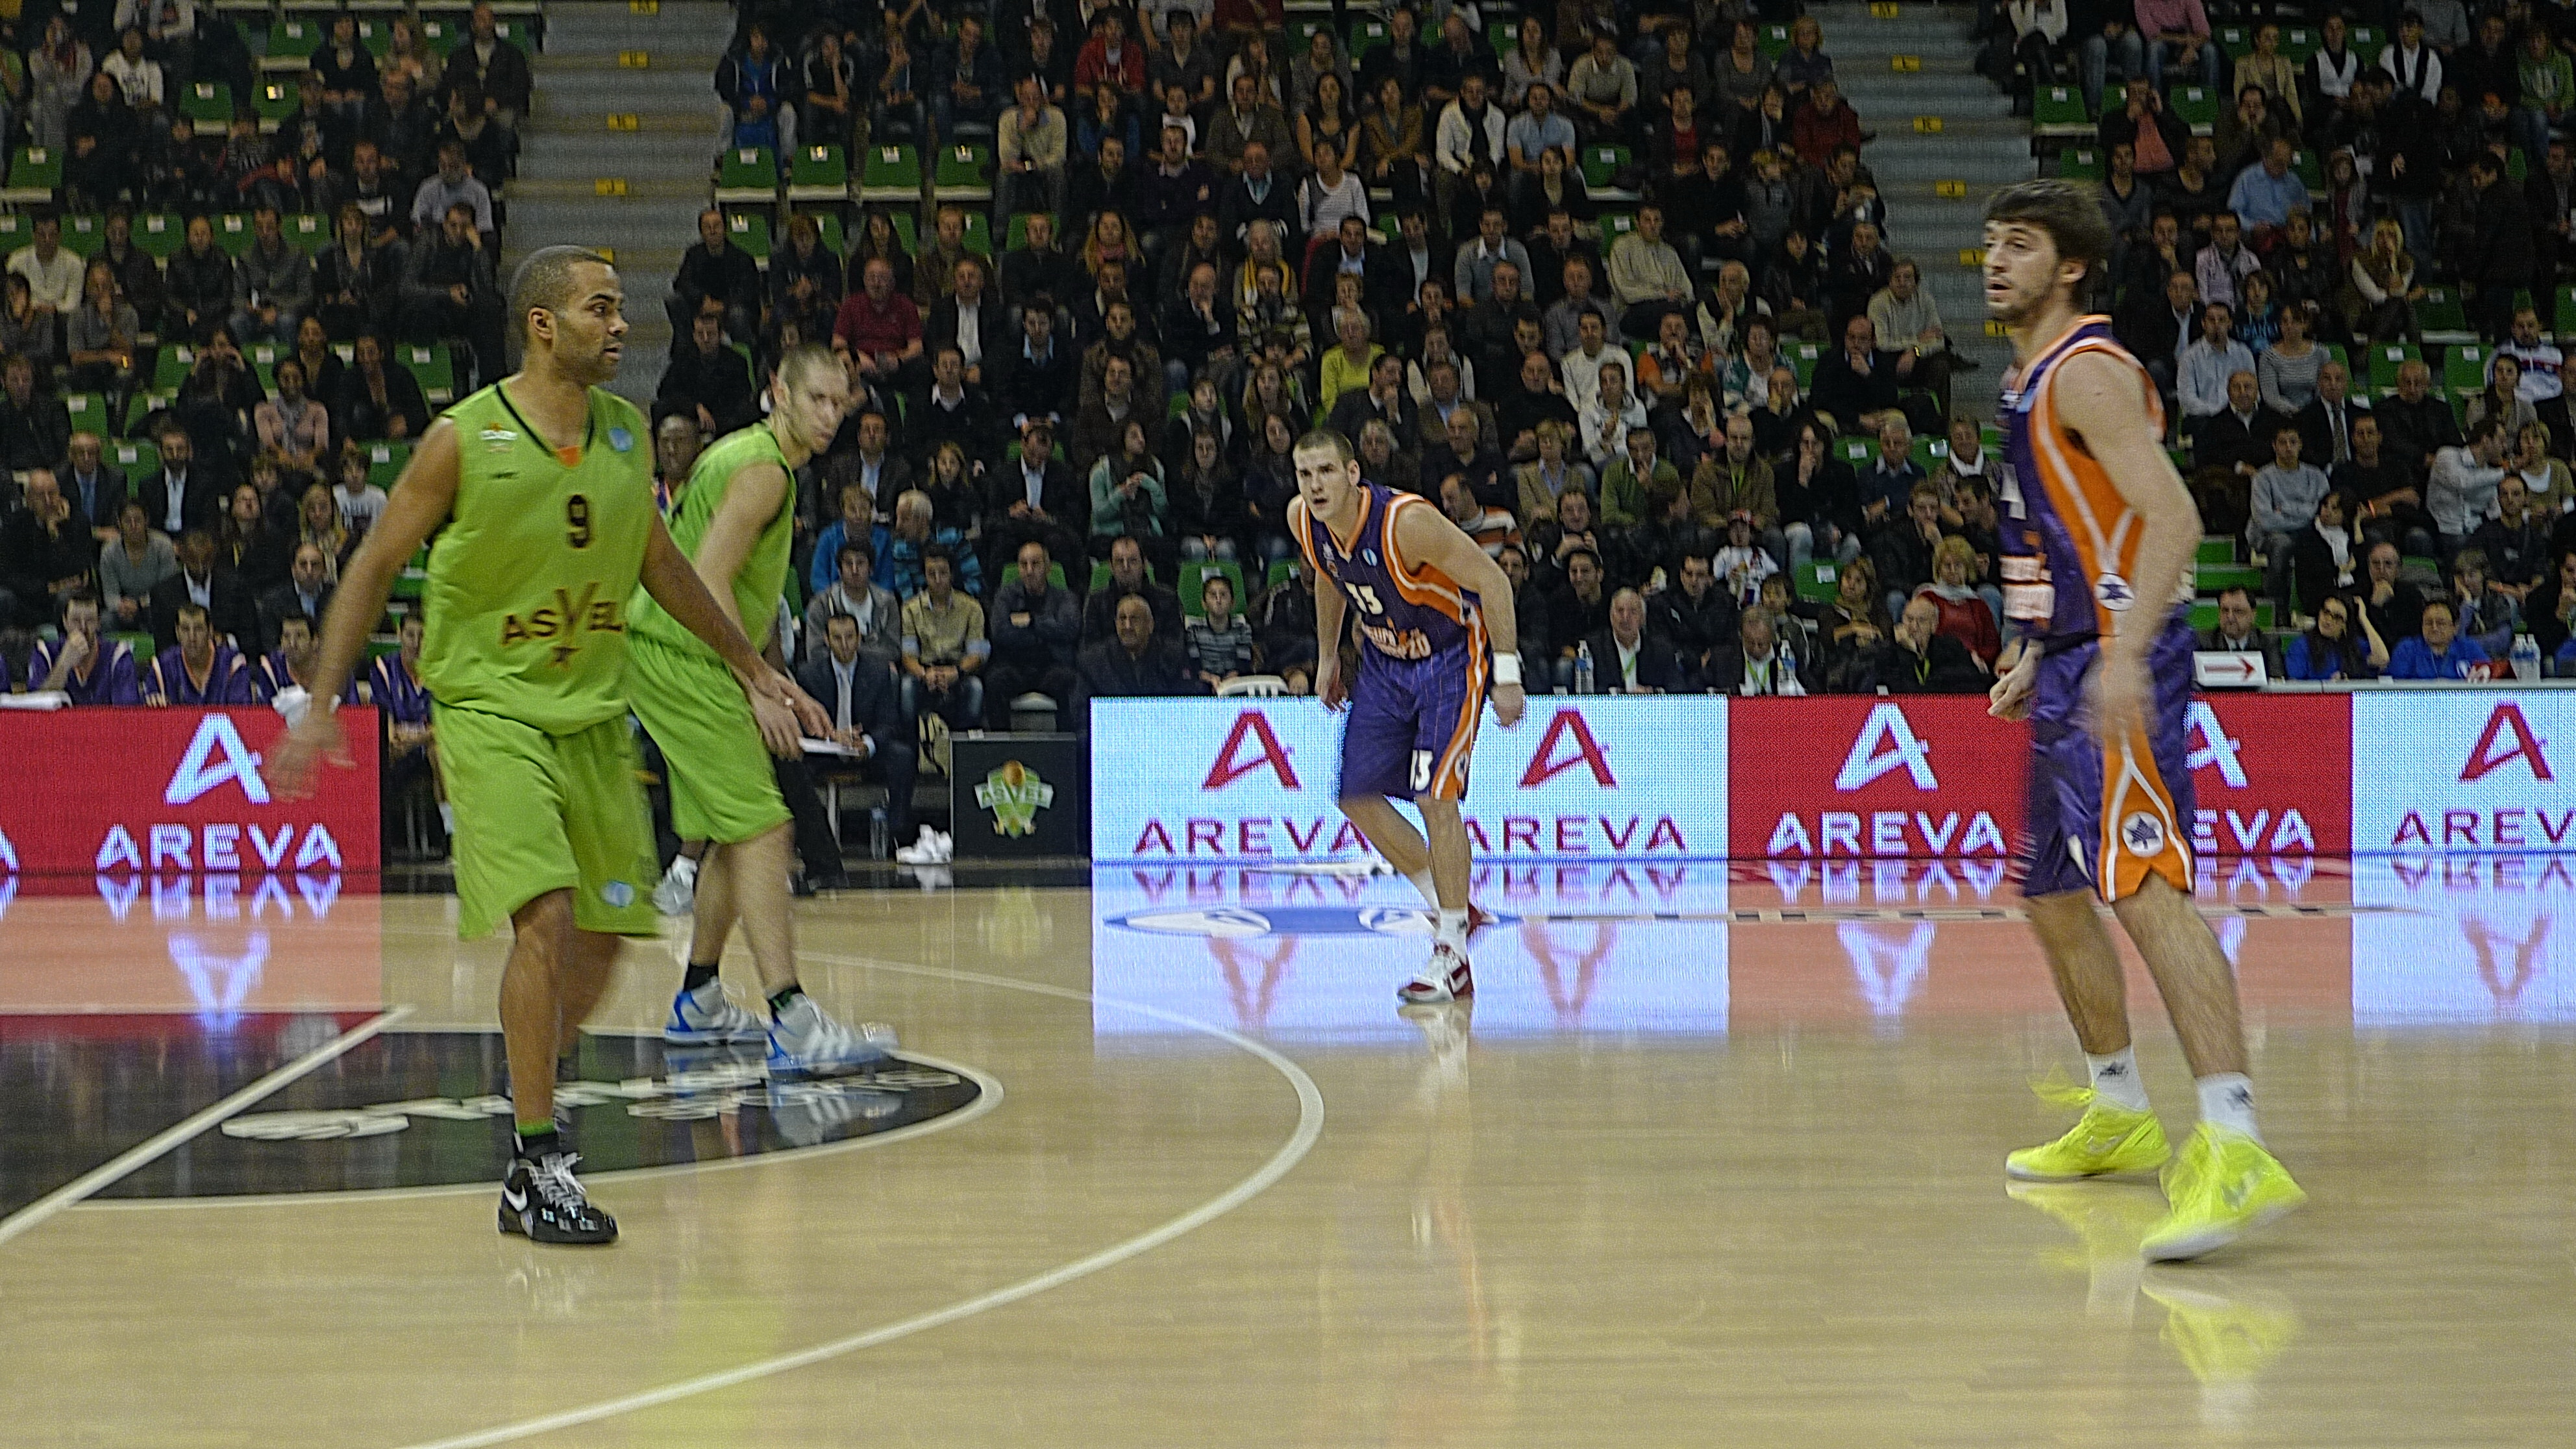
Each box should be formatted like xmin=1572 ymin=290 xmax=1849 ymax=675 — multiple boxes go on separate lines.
xmin=1217 ymin=675 xmax=1289 ymax=697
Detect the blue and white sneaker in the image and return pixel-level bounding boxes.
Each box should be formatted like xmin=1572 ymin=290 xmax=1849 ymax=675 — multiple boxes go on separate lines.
xmin=663 ymin=980 xmax=767 ymax=1045
xmin=765 ymin=994 xmax=899 ymax=1076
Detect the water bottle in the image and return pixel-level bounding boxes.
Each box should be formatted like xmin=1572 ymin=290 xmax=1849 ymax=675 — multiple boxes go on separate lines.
xmin=2511 ymin=632 xmax=2542 ymax=682
xmin=1777 ymin=646 xmax=1799 ymax=695
xmin=1574 ymin=640 xmax=1595 ymax=695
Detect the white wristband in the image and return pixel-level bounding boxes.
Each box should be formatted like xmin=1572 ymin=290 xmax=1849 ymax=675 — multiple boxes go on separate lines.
xmin=1490 ymin=653 xmax=1522 ymax=687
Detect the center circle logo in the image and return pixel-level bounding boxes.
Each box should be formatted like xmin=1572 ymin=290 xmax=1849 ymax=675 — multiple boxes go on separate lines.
xmin=98 ymin=1032 xmax=983 ymax=1200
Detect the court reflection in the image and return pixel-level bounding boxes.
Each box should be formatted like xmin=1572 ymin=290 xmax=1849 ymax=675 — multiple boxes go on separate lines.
xmin=0 ymin=873 xmax=378 ymax=1017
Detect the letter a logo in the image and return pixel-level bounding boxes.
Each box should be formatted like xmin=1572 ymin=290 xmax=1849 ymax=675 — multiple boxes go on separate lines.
xmin=2183 ymin=701 xmax=2248 ymax=787
xmin=166 ymin=714 xmax=273 ymax=806
xmin=1519 ymin=709 xmax=1616 ymax=787
xmin=1836 ymin=704 xmax=1938 ymax=791
xmin=2462 ymin=702 xmax=2554 ymax=783
xmin=1204 ymin=710 xmax=1302 ymax=789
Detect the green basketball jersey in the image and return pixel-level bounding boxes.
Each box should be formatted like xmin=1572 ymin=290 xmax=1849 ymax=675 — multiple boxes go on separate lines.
xmin=630 ymin=421 xmax=797 ymax=658
xmin=419 ymin=382 xmax=657 ymax=735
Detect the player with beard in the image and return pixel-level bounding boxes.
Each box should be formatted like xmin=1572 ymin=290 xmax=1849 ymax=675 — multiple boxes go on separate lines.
xmin=267 ymin=247 xmax=811 ymax=1245
xmin=1981 ymin=180 xmax=2304 ymax=1261
xmin=1292 ymin=428 xmax=1526 ymax=1004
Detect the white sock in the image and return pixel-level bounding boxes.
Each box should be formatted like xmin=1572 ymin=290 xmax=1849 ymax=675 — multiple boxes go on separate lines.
xmin=2085 ymin=1048 xmax=2150 ymax=1111
xmin=1406 ymin=869 xmax=1438 ymax=908
xmin=1435 ymin=908 xmax=1469 ymax=951
xmin=2197 ymin=1073 xmax=2260 ymax=1143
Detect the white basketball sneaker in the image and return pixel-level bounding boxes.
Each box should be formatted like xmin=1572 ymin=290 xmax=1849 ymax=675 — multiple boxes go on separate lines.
xmin=1397 ymin=943 xmax=1475 ymax=1004
xmin=765 ymin=994 xmax=900 ymax=1076
xmin=652 ymin=856 xmax=699 ymax=915
xmin=662 ymin=980 xmax=767 ymax=1045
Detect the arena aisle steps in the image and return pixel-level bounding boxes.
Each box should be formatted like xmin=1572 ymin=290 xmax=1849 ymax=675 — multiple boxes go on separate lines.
xmin=504 ymin=0 xmax=736 ymax=403
xmin=1807 ymin=1 xmax=2033 ymax=388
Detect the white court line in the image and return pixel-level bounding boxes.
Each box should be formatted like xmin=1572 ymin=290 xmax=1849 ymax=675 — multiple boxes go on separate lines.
xmin=388 ymin=954 xmax=1326 ymax=1449
xmin=0 ymin=1006 xmax=409 ymax=1250
xmin=72 ymin=1048 xmax=1006 ymax=1210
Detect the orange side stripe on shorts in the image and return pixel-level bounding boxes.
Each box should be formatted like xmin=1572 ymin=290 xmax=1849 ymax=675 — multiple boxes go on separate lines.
xmin=2096 ymin=727 xmax=2192 ymax=903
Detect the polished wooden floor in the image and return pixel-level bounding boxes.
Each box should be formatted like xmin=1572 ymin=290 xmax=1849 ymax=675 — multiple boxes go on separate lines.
xmin=5 ymin=856 xmax=2575 ymax=1447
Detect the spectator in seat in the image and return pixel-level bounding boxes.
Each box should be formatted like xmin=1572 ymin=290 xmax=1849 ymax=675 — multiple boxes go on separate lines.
xmin=254 ymin=358 xmax=332 ymax=473
xmin=715 ymin=21 xmax=793 ymax=156
xmin=60 ymin=432 xmax=129 ymax=545
xmin=1870 ymin=480 xmax=1946 ymax=613
xmin=984 ymin=538 xmax=1082 ymax=728
xmin=257 ymin=540 xmax=336 ymax=653
xmin=1655 ymin=550 xmax=1739 ymax=675
xmin=1879 ymin=594 xmax=1987 ymax=694
xmin=2191 ymin=371 xmax=2276 ymax=534
xmin=444 ymin=3 xmax=531 ymax=128
xmin=2 ymin=470 xmax=95 ymax=628
xmin=1079 ymin=533 xmax=1178 ymax=645
xmin=0 ymin=353 xmax=72 ymax=472
xmin=835 ymin=257 xmax=927 ymax=400
xmin=1790 ymin=78 xmax=1864 ymax=170
xmin=797 ymin=612 xmax=917 ymax=851
xmin=400 ymin=201 xmax=504 ymax=389
xmin=2249 ymin=425 xmax=2330 ymax=604
xmin=660 ymin=305 xmax=760 ymax=436
xmin=2386 ymin=594 xmax=2489 ymax=678
xmin=232 ymin=206 xmax=314 ymax=347
xmin=1579 ymin=587 xmax=1684 ymax=693
xmin=151 ymin=527 xmax=255 ymax=654
xmin=97 ymin=500 xmax=175 ymax=631
xmin=1811 ymin=315 xmax=1907 ymax=438
xmin=985 ymin=418 xmax=1087 ymax=573
xmin=2429 ymin=417 xmax=2511 ymax=557
xmin=1205 ymin=72 xmax=1293 ymax=179
xmin=2199 ymin=582 xmax=2286 ymax=676
xmin=899 ymin=543 xmax=988 ymax=736
xmin=1073 ymin=591 xmax=1206 ymax=719
xmin=337 ymin=332 xmax=431 ymax=443
xmin=409 ymin=140 xmax=495 ymax=242
xmin=1598 ymin=422 xmax=1678 ymax=534
xmin=32 ymin=591 xmax=142 ymax=704
xmin=999 ymin=75 xmax=1072 ymax=226
xmin=1859 ymin=415 xmax=1927 ymax=530
xmin=2373 ymin=358 xmax=2462 ymax=482
xmin=7 ymin=214 xmax=82 ymax=322
xmin=1867 ymin=260 xmax=1957 ymax=425
xmin=1182 ymin=570 xmax=1257 ymax=691
xmin=1609 ymin=204 xmax=1693 ymax=340
xmin=1778 ymin=418 xmax=1865 ymax=571
xmin=2448 ymin=547 xmax=2520 ymax=658
xmin=145 ymin=601 xmax=254 ymax=705
xmin=2471 ymin=471 xmax=2555 ymax=597
xmin=937 ymin=15 xmax=1005 ymax=135
xmin=66 ymin=260 xmax=141 ymax=408
xmin=1545 ymin=545 xmax=1611 ymax=688
xmin=2284 ymin=584 xmax=2388 ymax=679
xmin=330 ymin=447 xmax=388 ymax=538
xmin=805 ymin=540 xmax=902 ymax=668
xmin=1709 ymin=603 xmax=1808 ymax=695
xmin=672 ymin=208 xmax=763 ymax=346
xmin=1914 ymin=534 xmax=2001 ymax=666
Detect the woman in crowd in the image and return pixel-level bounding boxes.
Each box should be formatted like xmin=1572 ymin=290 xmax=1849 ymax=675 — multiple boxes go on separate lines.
xmin=1777 ymin=417 xmax=1863 ymax=570
xmin=849 ymin=209 xmax=916 ymax=300
xmin=1515 ymin=417 xmax=1595 ymax=522
xmin=297 ymin=481 xmax=350 ymax=576
xmin=2282 ymin=591 xmax=2387 ymax=679
xmin=66 ymin=259 xmax=139 ymax=405
xmin=1239 ymin=410 xmax=1301 ymax=564
xmin=2233 ymin=269 xmax=2283 ymax=353
xmin=2469 ymin=354 xmax=2538 ymax=440
xmin=1081 ymin=208 xmax=1138 ymax=281
xmin=1360 ymin=76 xmax=1428 ymax=211
xmin=221 ymin=482 xmax=291 ymax=593
xmin=1300 ymin=72 xmax=1360 ymax=175
xmin=1502 ymin=16 xmax=1563 ymax=107
xmin=2257 ymin=300 xmax=2323 ymax=414
xmin=2346 ymin=217 xmax=2420 ymax=343
xmin=1913 ymin=535 xmax=2000 ymax=665
xmin=1171 ymin=430 xmax=1248 ymax=563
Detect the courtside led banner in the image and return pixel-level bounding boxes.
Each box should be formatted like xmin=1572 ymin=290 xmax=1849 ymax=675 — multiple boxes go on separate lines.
xmin=0 ymin=708 xmax=380 ymax=876
xmin=1728 ymin=694 xmax=2349 ymax=861
xmin=1088 ymin=697 xmax=1729 ymax=860
xmin=2352 ymin=691 xmax=2576 ymax=853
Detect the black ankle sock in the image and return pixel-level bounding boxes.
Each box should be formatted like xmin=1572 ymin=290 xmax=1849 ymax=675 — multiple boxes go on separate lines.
xmin=682 ymin=961 xmax=721 ymax=993
xmin=515 ymin=1125 xmax=561 ymax=1160
xmin=767 ymin=984 xmax=804 ymax=1017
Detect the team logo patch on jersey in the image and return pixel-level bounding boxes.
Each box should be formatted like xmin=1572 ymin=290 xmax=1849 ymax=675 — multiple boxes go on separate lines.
xmin=608 ymin=426 xmax=634 ymax=452
xmin=2094 ymin=573 xmax=2136 ymax=612
xmin=478 ymin=427 xmax=518 ymax=451
xmin=602 ymin=880 xmax=635 ymax=908
xmin=2120 ymin=811 xmax=2167 ymax=857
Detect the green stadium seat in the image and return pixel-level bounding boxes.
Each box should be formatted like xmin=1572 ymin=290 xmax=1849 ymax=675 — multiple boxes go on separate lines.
xmin=1292 ymin=18 xmax=1336 ymax=48
xmin=123 ymin=390 xmax=177 ymax=436
xmin=367 ymin=440 xmax=414 ymax=489
xmin=134 ymin=212 xmax=185 ymax=260
xmin=1758 ymin=23 xmax=1790 ymax=59
xmin=2556 ymin=283 xmax=2576 ymax=337
xmin=1580 ymin=143 xmax=1628 ymax=190
xmin=182 ymin=82 xmax=236 ymax=132
xmin=2056 ymin=147 xmax=2103 ymax=180
xmin=155 ymin=345 xmax=196 ymax=391
xmin=934 ymin=143 xmax=993 ymax=203
xmin=399 ymin=342 xmax=458 ymax=405
xmin=2291 ymin=149 xmax=2323 ymax=190
xmin=715 ymin=145 xmax=780 ymax=203
xmin=2170 ymin=86 xmax=2218 ymax=132
xmin=0 ymin=214 xmax=27 ymax=251
xmin=809 ymin=212 xmax=846 ymax=254
xmin=2217 ymin=25 xmax=2248 ymax=58
xmin=1789 ymin=340 xmax=1824 ymax=389
xmin=1837 ymin=437 xmax=1878 ymax=468
xmin=2198 ymin=562 xmax=2262 ymax=594
xmin=2418 ymin=285 xmax=2473 ymax=342
xmin=214 ymin=212 xmax=254 ymax=257
xmin=249 ymin=341 xmax=280 ymax=391
xmin=62 ymin=393 xmax=109 ymax=435
xmin=888 ymin=208 xmax=918 ymax=254
xmin=108 ymin=438 xmax=160 ymax=478
xmin=2510 ymin=147 xmax=2530 ymax=183
xmin=726 ymin=212 xmax=774 ymax=262
xmin=1599 ymin=212 xmax=1636 ymax=242
xmin=256 ymin=80 xmax=300 ymax=130
xmin=1267 ymin=558 xmax=1296 ymax=592
xmin=1350 ymin=20 xmax=1390 ymax=59
xmin=356 ymin=18 xmax=391 ymax=58
xmin=1377 ymin=209 xmax=1403 ymax=244
xmin=962 ymin=212 xmax=993 ymax=258
xmin=860 ymin=143 xmax=924 ymax=203
xmin=1792 ymin=560 xmax=1838 ymax=603
xmin=2196 ymin=536 xmax=2239 ymax=565
xmin=2033 ymin=86 xmax=2088 ymax=137
xmin=2446 ymin=343 xmax=2491 ymax=397
xmin=264 ymin=19 xmax=322 ymax=69
xmin=285 ymin=212 xmax=328 ymax=252
xmin=1485 ymin=19 xmax=1517 ymax=54
xmin=2366 ymin=342 xmax=2421 ymax=393
xmin=62 ymin=213 xmax=105 ymax=258
xmin=788 ymin=143 xmax=850 ymax=203
xmin=1911 ymin=436 xmax=1944 ymax=474
xmin=4 ymin=145 xmax=63 ymax=199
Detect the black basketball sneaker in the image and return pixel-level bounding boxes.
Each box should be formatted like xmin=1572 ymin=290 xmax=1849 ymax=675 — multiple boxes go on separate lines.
xmin=499 ymin=1148 xmax=619 ymax=1246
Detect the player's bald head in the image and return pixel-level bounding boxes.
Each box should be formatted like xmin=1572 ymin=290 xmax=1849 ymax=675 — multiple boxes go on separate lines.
xmin=509 ymin=245 xmax=617 ymax=342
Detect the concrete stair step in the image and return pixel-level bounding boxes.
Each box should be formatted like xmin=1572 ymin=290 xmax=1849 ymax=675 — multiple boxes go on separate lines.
xmin=506 ymin=175 xmax=715 ymax=201
xmin=541 ymin=0 xmax=736 ymax=47
xmin=1835 ymin=81 xmax=2012 ymax=114
xmin=526 ymin=70 xmax=721 ymax=106
xmin=515 ymin=133 xmax=725 ymax=177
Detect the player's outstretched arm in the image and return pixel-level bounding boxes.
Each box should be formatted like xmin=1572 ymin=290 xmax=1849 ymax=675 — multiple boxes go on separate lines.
xmin=267 ymin=419 xmax=464 ymax=798
xmin=639 ymin=514 xmax=821 ymax=752
xmin=2053 ymin=349 xmax=2206 ymax=740
xmin=1393 ymin=502 xmax=1526 ymax=727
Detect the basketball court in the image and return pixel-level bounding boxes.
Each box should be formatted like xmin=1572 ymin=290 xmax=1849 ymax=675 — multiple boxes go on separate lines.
xmin=2 ymin=856 xmax=2570 ymax=1446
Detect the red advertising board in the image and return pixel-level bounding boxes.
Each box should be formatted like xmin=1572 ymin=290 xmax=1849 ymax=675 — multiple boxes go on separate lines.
xmin=0 ymin=707 xmax=380 ymax=876
xmin=1728 ymin=694 xmax=2350 ymax=861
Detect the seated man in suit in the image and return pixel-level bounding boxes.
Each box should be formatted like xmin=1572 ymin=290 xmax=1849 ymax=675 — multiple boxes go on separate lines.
xmin=256 ymin=543 xmax=336 ymax=652
xmin=1879 ymin=594 xmax=1987 ymax=693
xmin=149 ymin=529 xmax=256 ymax=654
xmin=797 ymin=611 xmax=921 ymax=855
xmin=982 ymin=415 xmax=1088 ymax=573
xmin=1071 ymin=592 xmax=1208 ymax=725
xmin=1580 ymin=587 xmax=1689 ymax=692
xmin=1080 ymin=533 xmax=1183 ymax=645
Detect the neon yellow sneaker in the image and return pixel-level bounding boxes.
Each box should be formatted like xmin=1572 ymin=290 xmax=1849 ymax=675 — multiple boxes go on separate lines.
xmin=2005 ymin=1082 xmax=2172 ymax=1182
xmin=2139 ymin=1123 xmax=2307 ymax=1262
